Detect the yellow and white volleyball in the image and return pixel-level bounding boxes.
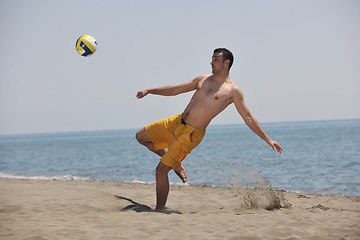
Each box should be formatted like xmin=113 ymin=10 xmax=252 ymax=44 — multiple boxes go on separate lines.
xmin=75 ymin=35 xmax=97 ymax=57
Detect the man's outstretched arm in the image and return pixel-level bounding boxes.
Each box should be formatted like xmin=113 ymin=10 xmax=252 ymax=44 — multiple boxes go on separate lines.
xmin=233 ymin=87 xmax=283 ymax=153
xmin=136 ymin=75 xmax=206 ymax=99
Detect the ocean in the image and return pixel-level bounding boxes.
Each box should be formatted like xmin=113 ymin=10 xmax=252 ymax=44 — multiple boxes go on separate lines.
xmin=1 ymin=119 xmax=359 ymax=196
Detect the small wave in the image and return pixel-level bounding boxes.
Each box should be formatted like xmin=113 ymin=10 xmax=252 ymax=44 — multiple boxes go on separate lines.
xmin=125 ymin=179 xmax=154 ymax=184
xmin=124 ymin=179 xmax=193 ymax=186
xmin=0 ymin=172 xmax=91 ymax=181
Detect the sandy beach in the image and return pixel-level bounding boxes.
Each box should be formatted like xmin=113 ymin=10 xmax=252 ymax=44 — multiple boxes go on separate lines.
xmin=0 ymin=178 xmax=359 ymax=240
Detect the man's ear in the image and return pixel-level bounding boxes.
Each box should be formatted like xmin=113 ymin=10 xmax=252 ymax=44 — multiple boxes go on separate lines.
xmin=225 ymin=59 xmax=230 ymax=66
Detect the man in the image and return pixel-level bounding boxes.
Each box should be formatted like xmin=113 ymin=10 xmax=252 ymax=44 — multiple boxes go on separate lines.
xmin=136 ymin=48 xmax=283 ymax=210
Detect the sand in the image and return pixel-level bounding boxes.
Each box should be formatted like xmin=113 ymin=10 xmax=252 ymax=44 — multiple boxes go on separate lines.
xmin=0 ymin=178 xmax=359 ymax=240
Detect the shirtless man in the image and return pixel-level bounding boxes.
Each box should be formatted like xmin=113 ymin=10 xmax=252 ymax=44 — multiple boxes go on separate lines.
xmin=136 ymin=48 xmax=283 ymax=210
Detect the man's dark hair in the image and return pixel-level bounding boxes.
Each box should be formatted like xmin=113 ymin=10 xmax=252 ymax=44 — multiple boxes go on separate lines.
xmin=214 ymin=48 xmax=234 ymax=70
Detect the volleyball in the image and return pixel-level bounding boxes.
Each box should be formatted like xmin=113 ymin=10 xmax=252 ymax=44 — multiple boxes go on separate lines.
xmin=75 ymin=35 xmax=97 ymax=57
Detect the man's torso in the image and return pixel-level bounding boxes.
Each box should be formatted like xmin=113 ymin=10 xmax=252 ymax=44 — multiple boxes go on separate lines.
xmin=182 ymin=75 xmax=237 ymax=129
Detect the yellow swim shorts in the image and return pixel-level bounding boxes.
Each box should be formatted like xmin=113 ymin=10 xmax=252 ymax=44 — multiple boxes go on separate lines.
xmin=145 ymin=113 xmax=206 ymax=169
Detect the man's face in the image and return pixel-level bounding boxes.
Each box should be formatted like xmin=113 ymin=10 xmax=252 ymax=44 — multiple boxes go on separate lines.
xmin=211 ymin=52 xmax=226 ymax=74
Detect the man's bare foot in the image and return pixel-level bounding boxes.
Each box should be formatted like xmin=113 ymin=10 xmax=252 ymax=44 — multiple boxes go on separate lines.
xmin=174 ymin=163 xmax=187 ymax=183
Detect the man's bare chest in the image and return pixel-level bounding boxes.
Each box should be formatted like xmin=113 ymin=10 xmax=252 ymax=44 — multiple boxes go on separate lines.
xmin=201 ymin=84 xmax=232 ymax=101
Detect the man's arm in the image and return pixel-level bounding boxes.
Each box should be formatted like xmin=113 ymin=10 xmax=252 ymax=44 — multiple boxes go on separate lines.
xmin=136 ymin=75 xmax=206 ymax=99
xmin=233 ymin=87 xmax=283 ymax=153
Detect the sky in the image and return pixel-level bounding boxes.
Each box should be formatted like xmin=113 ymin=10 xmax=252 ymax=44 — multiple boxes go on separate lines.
xmin=0 ymin=0 xmax=359 ymax=135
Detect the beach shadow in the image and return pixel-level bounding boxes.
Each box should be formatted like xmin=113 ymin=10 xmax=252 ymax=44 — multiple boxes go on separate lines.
xmin=115 ymin=195 xmax=182 ymax=214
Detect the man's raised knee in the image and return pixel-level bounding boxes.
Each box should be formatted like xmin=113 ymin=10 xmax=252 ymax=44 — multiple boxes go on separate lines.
xmin=135 ymin=130 xmax=141 ymax=143
xmin=135 ymin=128 xmax=146 ymax=144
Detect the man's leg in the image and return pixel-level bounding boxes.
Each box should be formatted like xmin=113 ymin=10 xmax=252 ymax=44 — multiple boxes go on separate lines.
xmin=155 ymin=161 xmax=171 ymax=210
xmin=137 ymin=127 xmax=170 ymax=209
xmin=136 ymin=127 xmax=166 ymax=157
xmin=136 ymin=127 xmax=187 ymax=183
xmin=136 ymin=127 xmax=187 ymax=182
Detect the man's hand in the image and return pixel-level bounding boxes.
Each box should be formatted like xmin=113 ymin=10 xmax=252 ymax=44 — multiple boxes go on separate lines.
xmin=268 ymin=139 xmax=284 ymax=154
xmin=136 ymin=90 xmax=148 ymax=99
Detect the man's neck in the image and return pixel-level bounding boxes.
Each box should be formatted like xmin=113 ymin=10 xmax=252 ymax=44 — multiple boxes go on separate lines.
xmin=212 ymin=71 xmax=229 ymax=82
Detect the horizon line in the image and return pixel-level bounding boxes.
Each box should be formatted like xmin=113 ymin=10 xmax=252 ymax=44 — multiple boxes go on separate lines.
xmin=1 ymin=117 xmax=359 ymax=136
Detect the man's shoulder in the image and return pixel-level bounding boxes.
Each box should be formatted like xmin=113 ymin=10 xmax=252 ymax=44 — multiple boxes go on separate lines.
xmin=226 ymin=80 xmax=243 ymax=97
xmin=196 ymin=74 xmax=212 ymax=80
xmin=225 ymin=79 xmax=240 ymax=90
xmin=192 ymin=74 xmax=212 ymax=85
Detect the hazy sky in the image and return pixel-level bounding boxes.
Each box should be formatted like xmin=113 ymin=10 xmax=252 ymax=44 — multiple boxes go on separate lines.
xmin=1 ymin=0 xmax=359 ymax=135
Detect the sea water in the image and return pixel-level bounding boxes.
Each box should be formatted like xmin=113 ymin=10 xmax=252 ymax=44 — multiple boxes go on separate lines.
xmin=1 ymin=119 xmax=359 ymax=196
